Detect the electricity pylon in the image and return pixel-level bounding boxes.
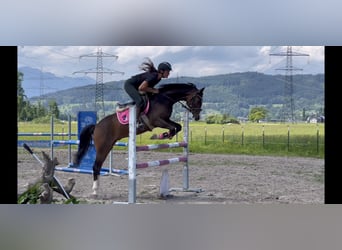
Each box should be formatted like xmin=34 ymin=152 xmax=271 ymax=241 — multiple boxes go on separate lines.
xmin=270 ymin=46 xmax=309 ymax=122
xmin=74 ymin=48 xmax=124 ymax=119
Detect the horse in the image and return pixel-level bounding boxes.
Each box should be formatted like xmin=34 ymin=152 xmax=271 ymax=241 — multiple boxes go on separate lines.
xmin=74 ymin=82 xmax=205 ymax=195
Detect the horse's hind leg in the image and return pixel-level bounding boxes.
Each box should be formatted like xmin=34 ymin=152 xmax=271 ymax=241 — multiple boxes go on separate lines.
xmin=90 ymin=115 xmax=117 ymax=195
xmin=92 ymin=159 xmax=103 ymax=195
xmin=92 ymin=135 xmax=116 ymax=195
xmin=91 ymin=114 xmax=126 ymax=196
xmin=91 ymin=144 xmax=113 ymax=195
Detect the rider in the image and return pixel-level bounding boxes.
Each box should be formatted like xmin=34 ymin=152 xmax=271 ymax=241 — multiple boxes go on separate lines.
xmin=124 ymin=58 xmax=172 ymax=130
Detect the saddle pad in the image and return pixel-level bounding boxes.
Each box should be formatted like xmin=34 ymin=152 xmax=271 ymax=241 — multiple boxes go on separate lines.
xmin=116 ymin=101 xmax=150 ymax=125
xmin=116 ymin=108 xmax=130 ymax=124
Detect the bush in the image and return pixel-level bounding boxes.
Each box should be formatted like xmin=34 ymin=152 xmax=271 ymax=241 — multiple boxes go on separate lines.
xmin=205 ymin=114 xmax=240 ymax=124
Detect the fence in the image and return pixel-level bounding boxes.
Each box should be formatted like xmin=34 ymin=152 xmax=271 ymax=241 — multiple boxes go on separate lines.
xmin=188 ymin=123 xmax=325 ymax=157
xmin=18 ymin=121 xmax=324 ymax=158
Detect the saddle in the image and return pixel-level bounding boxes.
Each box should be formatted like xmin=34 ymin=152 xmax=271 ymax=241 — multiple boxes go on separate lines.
xmin=116 ymin=91 xmax=149 ymax=111
xmin=116 ymin=101 xmax=135 ymax=112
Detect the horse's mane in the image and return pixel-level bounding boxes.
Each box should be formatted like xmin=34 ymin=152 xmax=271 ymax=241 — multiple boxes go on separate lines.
xmin=157 ymin=82 xmax=196 ymax=93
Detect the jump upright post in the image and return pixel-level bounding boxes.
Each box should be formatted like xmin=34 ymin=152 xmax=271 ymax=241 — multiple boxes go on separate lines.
xmin=127 ymin=105 xmax=202 ymax=204
xmin=128 ymin=105 xmax=137 ymax=203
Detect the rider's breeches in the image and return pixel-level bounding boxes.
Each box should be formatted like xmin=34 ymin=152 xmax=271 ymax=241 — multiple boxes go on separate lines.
xmin=124 ymin=81 xmax=145 ymax=110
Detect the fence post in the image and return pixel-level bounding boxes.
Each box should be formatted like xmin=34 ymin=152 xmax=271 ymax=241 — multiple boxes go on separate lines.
xmin=204 ymin=127 xmax=207 ymax=145
xmin=50 ymin=116 xmax=54 ymax=159
xmin=68 ymin=115 xmax=72 ymax=164
xmin=222 ymin=126 xmax=225 ymax=143
xmin=287 ymin=125 xmax=290 ymax=152
xmin=262 ymin=125 xmax=265 ymax=148
xmin=241 ymin=125 xmax=244 ymax=146
xmin=316 ymin=123 xmax=319 ymax=154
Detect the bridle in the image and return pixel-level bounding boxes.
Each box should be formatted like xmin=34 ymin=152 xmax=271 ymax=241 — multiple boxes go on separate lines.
xmin=184 ymin=91 xmax=203 ymax=114
xmin=158 ymin=89 xmax=203 ymax=114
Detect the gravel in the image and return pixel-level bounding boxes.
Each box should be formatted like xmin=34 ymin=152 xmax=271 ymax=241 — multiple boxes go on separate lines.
xmin=17 ymin=149 xmax=324 ymax=204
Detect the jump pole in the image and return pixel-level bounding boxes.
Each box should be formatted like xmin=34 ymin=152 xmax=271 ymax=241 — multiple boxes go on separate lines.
xmin=128 ymin=105 xmax=137 ymax=204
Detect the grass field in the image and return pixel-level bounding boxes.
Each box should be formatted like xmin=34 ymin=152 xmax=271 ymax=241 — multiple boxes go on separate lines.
xmin=18 ymin=120 xmax=324 ymax=158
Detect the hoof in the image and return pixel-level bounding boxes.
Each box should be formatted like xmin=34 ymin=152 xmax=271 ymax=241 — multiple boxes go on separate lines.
xmin=150 ymin=134 xmax=158 ymax=139
xmin=159 ymin=194 xmax=174 ymax=200
xmin=92 ymin=179 xmax=99 ymax=197
xmin=150 ymin=132 xmax=170 ymax=140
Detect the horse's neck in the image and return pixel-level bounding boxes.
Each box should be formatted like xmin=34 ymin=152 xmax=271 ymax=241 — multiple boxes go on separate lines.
xmin=162 ymin=91 xmax=189 ymax=103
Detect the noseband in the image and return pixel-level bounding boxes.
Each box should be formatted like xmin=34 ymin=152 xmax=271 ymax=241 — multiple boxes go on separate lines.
xmin=186 ymin=92 xmax=203 ymax=114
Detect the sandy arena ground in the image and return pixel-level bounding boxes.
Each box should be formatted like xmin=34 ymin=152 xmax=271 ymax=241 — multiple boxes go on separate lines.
xmin=17 ymin=149 xmax=324 ymax=204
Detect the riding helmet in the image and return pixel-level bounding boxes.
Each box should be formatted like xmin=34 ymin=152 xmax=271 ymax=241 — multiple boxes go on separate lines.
xmin=158 ymin=62 xmax=172 ymax=71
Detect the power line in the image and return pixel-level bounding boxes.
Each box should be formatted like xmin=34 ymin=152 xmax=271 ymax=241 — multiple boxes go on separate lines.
xmin=270 ymin=46 xmax=309 ymax=122
xmin=73 ymin=47 xmax=124 ymax=119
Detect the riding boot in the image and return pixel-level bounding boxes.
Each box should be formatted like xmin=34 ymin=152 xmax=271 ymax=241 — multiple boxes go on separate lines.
xmin=140 ymin=114 xmax=153 ymax=131
xmin=136 ymin=107 xmax=153 ymax=131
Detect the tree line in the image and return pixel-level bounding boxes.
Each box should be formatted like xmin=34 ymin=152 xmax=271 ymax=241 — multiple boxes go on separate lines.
xmin=205 ymin=107 xmax=268 ymax=124
xmin=17 ymin=71 xmax=60 ymax=121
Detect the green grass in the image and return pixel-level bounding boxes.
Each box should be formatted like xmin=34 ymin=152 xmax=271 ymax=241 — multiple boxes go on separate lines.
xmin=18 ymin=120 xmax=324 ymax=158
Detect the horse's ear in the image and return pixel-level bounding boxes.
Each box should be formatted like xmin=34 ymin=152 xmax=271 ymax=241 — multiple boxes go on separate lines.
xmin=200 ymin=87 xmax=205 ymax=94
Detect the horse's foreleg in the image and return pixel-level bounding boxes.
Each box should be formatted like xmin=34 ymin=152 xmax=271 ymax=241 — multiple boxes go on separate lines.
xmin=152 ymin=119 xmax=182 ymax=139
xmin=168 ymin=126 xmax=180 ymax=138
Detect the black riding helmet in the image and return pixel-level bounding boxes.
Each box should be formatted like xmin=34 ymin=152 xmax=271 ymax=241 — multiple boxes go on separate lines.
xmin=158 ymin=62 xmax=172 ymax=71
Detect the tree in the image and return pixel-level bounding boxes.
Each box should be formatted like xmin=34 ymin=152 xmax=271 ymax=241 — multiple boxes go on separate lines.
xmin=17 ymin=72 xmax=25 ymax=97
xmin=17 ymin=71 xmax=29 ymax=121
xmin=17 ymin=71 xmax=49 ymax=121
xmin=205 ymin=113 xmax=240 ymax=124
xmin=48 ymin=99 xmax=60 ymax=118
xmin=248 ymin=107 xmax=268 ymax=123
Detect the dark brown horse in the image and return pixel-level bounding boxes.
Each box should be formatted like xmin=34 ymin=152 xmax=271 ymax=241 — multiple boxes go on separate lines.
xmin=74 ymin=82 xmax=205 ymax=195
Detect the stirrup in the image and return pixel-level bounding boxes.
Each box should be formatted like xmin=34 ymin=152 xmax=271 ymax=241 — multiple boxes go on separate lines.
xmin=136 ymin=122 xmax=144 ymax=130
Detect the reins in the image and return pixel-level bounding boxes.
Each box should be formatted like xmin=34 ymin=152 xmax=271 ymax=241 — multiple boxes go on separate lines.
xmin=159 ymin=91 xmax=202 ymax=113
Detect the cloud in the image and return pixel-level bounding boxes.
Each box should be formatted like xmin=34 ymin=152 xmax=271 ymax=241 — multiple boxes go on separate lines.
xmin=18 ymin=46 xmax=324 ymax=81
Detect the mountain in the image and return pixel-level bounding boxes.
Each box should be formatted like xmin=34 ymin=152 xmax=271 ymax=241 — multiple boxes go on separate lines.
xmin=25 ymin=70 xmax=324 ymax=121
xmin=19 ymin=66 xmax=95 ymax=98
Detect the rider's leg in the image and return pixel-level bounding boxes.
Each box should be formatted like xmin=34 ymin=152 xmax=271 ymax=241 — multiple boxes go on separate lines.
xmin=136 ymin=99 xmax=153 ymax=131
xmin=124 ymin=82 xmax=153 ymax=130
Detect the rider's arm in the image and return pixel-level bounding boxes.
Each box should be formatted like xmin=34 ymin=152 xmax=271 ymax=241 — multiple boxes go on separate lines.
xmin=138 ymin=81 xmax=159 ymax=94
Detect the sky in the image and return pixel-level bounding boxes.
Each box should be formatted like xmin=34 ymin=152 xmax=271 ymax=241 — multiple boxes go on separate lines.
xmin=18 ymin=46 xmax=324 ymax=83
xmin=2 ymin=1 xmax=342 ymax=45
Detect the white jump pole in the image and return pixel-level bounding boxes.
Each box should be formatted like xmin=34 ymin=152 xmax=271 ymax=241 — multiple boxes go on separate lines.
xmin=183 ymin=110 xmax=190 ymax=190
xmin=128 ymin=105 xmax=137 ymax=204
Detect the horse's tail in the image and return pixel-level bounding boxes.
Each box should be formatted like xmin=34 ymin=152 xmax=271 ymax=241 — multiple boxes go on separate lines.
xmin=74 ymin=124 xmax=95 ymax=165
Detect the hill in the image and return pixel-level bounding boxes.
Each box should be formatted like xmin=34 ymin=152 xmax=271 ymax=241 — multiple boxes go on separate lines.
xmin=19 ymin=66 xmax=95 ymax=98
xmin=27 ymin=71 xmax=324 ymax=121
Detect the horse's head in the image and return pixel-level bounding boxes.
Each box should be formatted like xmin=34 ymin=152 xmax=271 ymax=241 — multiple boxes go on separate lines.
xmin=157 ymin=82 xmax=205 ymax=120
xmin=186 ymin=87 xmax=205 ymax=121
